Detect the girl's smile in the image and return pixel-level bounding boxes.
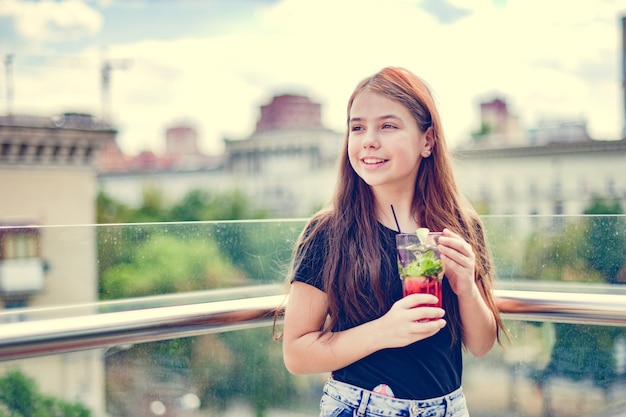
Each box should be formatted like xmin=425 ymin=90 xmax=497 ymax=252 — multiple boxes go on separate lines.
xmin=360 ymin=156 xmax=389 ymax=169
xmin=347 ymin=90 xmax=431 ymax=190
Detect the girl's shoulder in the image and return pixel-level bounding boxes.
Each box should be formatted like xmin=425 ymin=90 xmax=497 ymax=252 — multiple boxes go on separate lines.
xmin=303 ymin=210 xmax=334 ymax=236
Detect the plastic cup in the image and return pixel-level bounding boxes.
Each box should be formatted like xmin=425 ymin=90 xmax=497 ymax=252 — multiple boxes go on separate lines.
xmin=396 ymin=232 xmax=444 ymax=308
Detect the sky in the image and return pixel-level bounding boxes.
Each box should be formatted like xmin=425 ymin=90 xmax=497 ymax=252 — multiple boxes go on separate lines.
xmin=1 ymin=0 xmax=626 ymax=155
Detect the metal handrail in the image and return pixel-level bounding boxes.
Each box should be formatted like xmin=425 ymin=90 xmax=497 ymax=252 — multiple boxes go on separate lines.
xmin=496 ymin=289 xmax=626 ymax=326
xmin=0 ymin=294 xmax=286 ymax=362
xmin=0 ymin=288 xmax=625 ymax=362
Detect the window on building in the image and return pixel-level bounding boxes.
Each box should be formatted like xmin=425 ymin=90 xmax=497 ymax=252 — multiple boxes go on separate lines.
xmin=554 ymin=200 xmax=563 ymax=215
xmin=1 ymin=142 xmax=10 ymax=156
xmin=35 ymin=144 xmax=45 ymax=161
xmin=505 ymin=180 xmax=515 ymax=199
xmin=0 ymin=228 xmax=41 ymax=260
xmin=529 ymin=180 xmax=538 ymax=198
xmin=607 ymin=178 xmax=616 ymax=196
xmin=551 ymin=180 xmax=562 ymax=199
xmin=4 ymin=299 xmax=27 ymax=309
xmin=1 ymin=298 xmax=29 ymax=322
xmin=552 ymin=200 xmax=564 ymax=229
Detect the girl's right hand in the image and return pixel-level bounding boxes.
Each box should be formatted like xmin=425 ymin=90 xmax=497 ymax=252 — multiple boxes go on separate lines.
xmin=377 ymin=294 xmax=446 ymax=348
xmin=283 ymin=282 xmax=446 ymax=375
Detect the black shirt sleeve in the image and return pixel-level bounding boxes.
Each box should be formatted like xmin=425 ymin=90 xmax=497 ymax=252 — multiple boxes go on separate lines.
xmin=291 ymin=224 xmax=326 ymax=292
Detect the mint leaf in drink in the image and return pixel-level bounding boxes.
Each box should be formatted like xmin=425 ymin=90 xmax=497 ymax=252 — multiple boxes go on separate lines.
xmin=405 ymin=260 xmax=424 ymax=277
xmin=420 ymin=253 xmax=443 ymax=277
xmin=400 ymin=250 xmax=443 ymax=280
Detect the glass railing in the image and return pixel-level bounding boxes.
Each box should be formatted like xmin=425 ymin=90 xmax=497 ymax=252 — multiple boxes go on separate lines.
xmin=0 ymin=216 xmax=624 ymax=417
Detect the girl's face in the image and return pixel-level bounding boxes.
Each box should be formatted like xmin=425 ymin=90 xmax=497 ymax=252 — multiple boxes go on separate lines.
xmin=347 ymin=90 xmax=432 ymax=192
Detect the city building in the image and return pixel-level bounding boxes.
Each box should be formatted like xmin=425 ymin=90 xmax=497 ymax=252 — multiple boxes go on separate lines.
xmin=0 ymin=112 xmax=114 ymax=417
xmin=454 ymin=95 xmax=625 ymax=216
xmin=471 ymin=97 xmax=526 ymax=147
xmin=453 ymin=138 xmax=626 ymax=216
xmin=98 ymin=92 xmax=625 ymax=219
xmin=98 ymin=4 xmax=626 ymax=218
xmin=98 ymin=94 xmax=342 ymax=217
xmin=222 ymin=94 xmax=341 ymax=216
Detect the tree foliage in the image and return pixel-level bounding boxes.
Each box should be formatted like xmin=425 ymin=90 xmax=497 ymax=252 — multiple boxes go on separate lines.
xmin=527 ymin=197 xmax=626 ymax=391
xmin=191 ymin=328 xmax=303 ymax=417
xmin=97 ymin=188 xmax=306 ymax=417
xmin=0 ymin=370 xmax=91 ymax=417
xmin=521 ymin=220 xmax=605 ymax=283
xmin=96 ymin=187 xmax=282 ymax=286
xmin=170 ymin=189 xmax=268 ymax=221
xmin=520 ymin=197 xmax=625 ymax=284
xmin=97 ymin=187 xmax=269 ymax=225
xmin=581 ymin=197 xmax=625 ymax=283
xmin=100 ymin=234 xmax=246 ymax=299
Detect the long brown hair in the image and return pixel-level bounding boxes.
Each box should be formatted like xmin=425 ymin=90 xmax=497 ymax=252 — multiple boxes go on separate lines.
xmin=285 ymin=67 xmax=507 ymax=345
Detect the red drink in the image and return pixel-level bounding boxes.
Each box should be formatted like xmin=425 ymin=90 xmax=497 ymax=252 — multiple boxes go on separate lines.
xmin=396 ymin=231 xmax=444 ymax=310
xmin=402 ymin=276 xmax=442 ymax=308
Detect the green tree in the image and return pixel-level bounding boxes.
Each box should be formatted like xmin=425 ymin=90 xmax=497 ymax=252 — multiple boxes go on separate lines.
xmin=170 ymin=189 xmax=268 ymax=221
xmin=521 ymin=220 xmax=604 ymax=283
xmin=96 ymin=190 xmax=133 ymax=224
xmin=538 ymin=323 xmax=620 ymax=392
xmin=96 ymin=188 xmax=274 ymax=293
xmin=531 ymin=198 xmax=626 ymax=398
xmin=192 ymin=328 xmax=304 ymax=417
xmin=581 ymin=197 xmax=625 ymax=283
xmin=0 ymin=370 xmax=91 ymax=417
xmin=101 ymin=233 xmax=246 ymax=299
xmin=96 ymin=189 xmax=308 ymax=417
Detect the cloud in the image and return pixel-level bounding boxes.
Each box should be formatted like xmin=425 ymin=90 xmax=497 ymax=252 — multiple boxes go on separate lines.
xmin=3 ymin=0 xmax=626 ymax=155
xmin=420 ymin=0 xmax=472 ymax=24
xmin=86 ymin=0 xmax=626 ymax=151
xmin=2 ymin=0 xmax=102 ymax=43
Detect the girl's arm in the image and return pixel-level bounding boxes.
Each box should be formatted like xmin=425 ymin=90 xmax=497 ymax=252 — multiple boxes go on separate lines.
xmin=282 ymin=281 xmax=446 ymax=375
xmin=456 ymin=281 xmax=497 ymax=357
xmin=438 ymin=228 xmax=497 ymax=357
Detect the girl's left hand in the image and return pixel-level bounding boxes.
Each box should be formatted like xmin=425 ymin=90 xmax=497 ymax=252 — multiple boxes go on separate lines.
xmin=437 ymin=228 xmax=477 ymax=297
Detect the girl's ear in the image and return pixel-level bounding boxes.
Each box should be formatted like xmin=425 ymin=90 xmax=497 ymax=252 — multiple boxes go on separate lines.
xmin=421 ymin=127 xmax=435 ymax=157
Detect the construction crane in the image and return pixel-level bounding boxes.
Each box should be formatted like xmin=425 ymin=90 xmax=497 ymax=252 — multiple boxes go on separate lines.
xmin=2 ymin=53 xmax=131 ymax=121
xmin=4 ymin=54 xmax=14 ymax=115
xmin=101 ymin=57 xmax=132 ymax=121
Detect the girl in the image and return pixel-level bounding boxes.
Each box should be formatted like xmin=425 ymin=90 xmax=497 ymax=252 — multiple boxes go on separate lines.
xmin=281 ymin=67 xmax=507 ymax=417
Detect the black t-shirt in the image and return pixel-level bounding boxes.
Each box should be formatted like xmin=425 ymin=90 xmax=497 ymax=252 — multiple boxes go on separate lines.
xmin=292 ymin=222 xmax=462 ymax=400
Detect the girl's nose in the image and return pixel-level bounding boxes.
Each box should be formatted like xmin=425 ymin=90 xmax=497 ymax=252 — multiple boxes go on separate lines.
xmin=362 ymin=132 xmax=380 ymax=149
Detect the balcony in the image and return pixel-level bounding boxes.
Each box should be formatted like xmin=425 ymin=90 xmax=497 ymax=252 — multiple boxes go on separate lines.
xmin=0 ymin=258 xmax=46 ymax=295
xmin=0 ymin=216 xmax=625 ymax=417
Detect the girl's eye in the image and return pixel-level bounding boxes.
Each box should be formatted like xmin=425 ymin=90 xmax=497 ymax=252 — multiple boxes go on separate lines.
xmin=350 ymin=125 xmax=363 ymax=132
xmin=382 ymin=123 xmax=396 ymax=129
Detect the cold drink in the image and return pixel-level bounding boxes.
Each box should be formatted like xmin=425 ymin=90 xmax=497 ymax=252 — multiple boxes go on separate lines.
xmin=396 ymin=230 xmax=444 ymax=308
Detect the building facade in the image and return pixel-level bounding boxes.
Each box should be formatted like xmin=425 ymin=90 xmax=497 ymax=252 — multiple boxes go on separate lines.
xmin=98 ymin=94 xmax=625 ymax=219
xmin=222 ymin=98 xmax=341 ymax=217
xmin=454 ymin=138 xmax=626 ymax=217
xmin=0 ymin=112 xmax=114 ymax=417
xmin=98 ymin=94 xmax=342 ymax=217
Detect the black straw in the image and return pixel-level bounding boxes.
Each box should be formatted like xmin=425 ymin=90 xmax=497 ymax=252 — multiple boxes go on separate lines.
xmin=390 ymin=205 xmax=402 ymax=233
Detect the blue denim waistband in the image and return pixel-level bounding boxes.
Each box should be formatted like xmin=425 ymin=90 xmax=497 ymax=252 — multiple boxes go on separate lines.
xmin=322 ymin=377 xmax=467 ymax=417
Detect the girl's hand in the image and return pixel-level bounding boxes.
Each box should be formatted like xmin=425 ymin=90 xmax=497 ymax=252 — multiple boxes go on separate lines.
xmin=437 ymin=228 xmax=477 ymax=297
xmin=437 ymin=228 xmax=498 ymax=357
xmin=376 ymin=294 xmax=446 ymax=348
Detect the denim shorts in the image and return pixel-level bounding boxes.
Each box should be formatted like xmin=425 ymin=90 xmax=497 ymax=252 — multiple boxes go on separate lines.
xmin=319 ymin=377 xmax=470 ymax=417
